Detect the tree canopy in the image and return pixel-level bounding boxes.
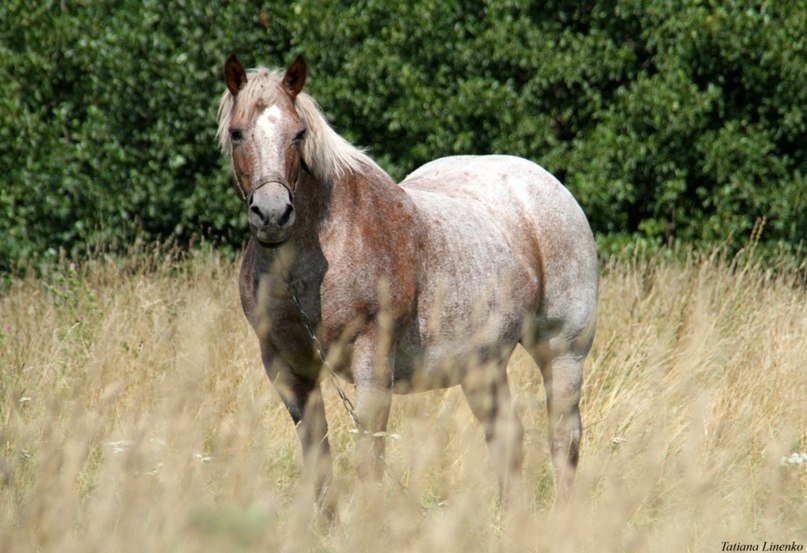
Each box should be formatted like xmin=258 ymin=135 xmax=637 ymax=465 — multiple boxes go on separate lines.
xmin=1 ymin=1 xmax=804 ymax=271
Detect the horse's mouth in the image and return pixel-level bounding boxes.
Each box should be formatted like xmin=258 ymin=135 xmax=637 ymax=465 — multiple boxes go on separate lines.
xmin=253 ymin=228 xmax=292 ymax=248
xmin=257 ymin=237 xmax=289 ymax=248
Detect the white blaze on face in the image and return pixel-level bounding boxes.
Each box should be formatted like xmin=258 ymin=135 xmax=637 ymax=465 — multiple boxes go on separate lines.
xmin=256 ymin=104 xmax=283 ymax=128
xmin=254 ymin=104 xmax=286 ymax=170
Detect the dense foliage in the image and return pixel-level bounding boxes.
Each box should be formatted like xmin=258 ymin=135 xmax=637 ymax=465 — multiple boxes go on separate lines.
xmin=1 ymin=0 xmax=804 ymax=271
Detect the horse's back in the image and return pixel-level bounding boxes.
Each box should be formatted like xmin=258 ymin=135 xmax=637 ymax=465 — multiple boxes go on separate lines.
xmin=401 ymin=155 xmax=598 ymax=358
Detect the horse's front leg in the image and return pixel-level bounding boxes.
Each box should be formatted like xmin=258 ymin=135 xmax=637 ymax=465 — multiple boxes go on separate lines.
xmin=261 ymin=344 xmax=336 ymax=518
xmin=349 ymin=328 xmax=393 ymax=481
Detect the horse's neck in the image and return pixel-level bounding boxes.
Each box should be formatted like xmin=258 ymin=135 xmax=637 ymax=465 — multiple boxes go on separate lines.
xmin=327 ymin=163 xmax=401 ymax=220
xmin=243 ymin=161 xmax=420 ymax=335
xmin=248 ymin=163 xmax=407 ymax=283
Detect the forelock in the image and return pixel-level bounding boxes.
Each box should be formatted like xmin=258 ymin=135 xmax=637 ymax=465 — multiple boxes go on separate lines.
xmin=217 ymin=68 xmax=285 ymax=155
xmin=217 ymin=65 xmax=377 ymax=181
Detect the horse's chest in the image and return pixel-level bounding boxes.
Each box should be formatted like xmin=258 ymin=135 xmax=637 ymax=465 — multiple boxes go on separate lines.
xmin=247 ymin=286 xmax=321 ymax=376
xmin=265 ymin=288 xmax=365 ymax=374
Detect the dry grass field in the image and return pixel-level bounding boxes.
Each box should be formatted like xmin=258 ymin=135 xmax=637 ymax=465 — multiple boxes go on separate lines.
xmin=1 ymin=245 xmax=805 ymax=552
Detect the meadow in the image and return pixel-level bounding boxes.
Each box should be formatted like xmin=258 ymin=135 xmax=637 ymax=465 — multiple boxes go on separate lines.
xmin=1 ymin=245 xmax=805 ymax=552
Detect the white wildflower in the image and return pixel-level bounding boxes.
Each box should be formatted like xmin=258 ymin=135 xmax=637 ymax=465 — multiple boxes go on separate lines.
xmin=193 ymin=453 xmax=213 ymax=463
xmin=105 ymin=440 xmax=134 ymax=454
xmin=780 ymin=452 xmax=807 ymax=466
xmin=348 ymin=429 xmax=400 ymax=440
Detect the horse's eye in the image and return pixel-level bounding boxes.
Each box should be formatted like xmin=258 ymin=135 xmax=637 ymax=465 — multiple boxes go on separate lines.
xmin=293 ymin=129 xmax=306 ymax=144
xmin=230 ymin=128 xmax=244 ymax=144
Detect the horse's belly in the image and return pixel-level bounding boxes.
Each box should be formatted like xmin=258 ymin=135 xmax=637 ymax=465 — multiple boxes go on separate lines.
xmin=388 ymin=208 xmax=538 ymax=391
xmin=392 ymin=343 xmax=465 ymax=391
xmin=392 ymin=286 xmax=529 ymax=392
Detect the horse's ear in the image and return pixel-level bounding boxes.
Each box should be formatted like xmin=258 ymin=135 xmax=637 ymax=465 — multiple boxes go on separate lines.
xmin=224 ymin=54 xmax=247 ymax=96
xmin=282 ymin=54 xmax=307 ymax=98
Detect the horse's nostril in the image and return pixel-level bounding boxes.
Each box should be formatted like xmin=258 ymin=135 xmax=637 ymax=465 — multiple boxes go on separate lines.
xmin=278 ymin=204 xmax=294 ymax=227
xmin=250 ymin=204 xmax=266 ymax=224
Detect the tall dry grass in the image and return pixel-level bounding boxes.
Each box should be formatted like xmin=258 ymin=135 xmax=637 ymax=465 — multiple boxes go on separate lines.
xmin=1 ymin=246 xmax=805 ymax=552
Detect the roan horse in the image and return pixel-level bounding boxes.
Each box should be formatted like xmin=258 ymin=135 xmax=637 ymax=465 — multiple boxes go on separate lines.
xmin=217 ymin=54 xmax=598 ymax=514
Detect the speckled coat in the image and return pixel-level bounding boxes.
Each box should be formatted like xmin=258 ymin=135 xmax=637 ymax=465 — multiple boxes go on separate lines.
xmin=219 ymin=54 xmax=598 ymax=515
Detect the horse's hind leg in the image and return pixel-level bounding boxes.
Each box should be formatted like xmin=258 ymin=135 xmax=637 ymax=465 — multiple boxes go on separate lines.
xmin=461 ymin=352 xmax=525 ymax=504
xmin=528 ymin=347 xmax=584 ymax=503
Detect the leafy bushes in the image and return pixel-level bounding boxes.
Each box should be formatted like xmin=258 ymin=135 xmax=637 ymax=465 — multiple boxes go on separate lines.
xmin=1 ymin=1 xmax=804 ymax=271
xmin=0 ymin=1 xmax=280 ymax=271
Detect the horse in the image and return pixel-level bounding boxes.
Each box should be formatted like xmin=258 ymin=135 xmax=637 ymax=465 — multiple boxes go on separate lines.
xmin=217 ymin=53 xmax=598 ymax=515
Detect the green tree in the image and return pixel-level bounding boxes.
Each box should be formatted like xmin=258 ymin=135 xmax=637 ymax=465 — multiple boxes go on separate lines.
xmin=1 ymin=1 xmax=804 ymax=271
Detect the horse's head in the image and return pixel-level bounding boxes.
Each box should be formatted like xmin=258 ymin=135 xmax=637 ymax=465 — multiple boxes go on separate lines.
xmin=221 ymin=54 xmax=309 ymax=247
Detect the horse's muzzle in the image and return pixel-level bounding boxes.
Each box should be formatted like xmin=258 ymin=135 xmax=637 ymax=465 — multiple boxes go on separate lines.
xmin=248 ymin=180 xmax=295 ymax=246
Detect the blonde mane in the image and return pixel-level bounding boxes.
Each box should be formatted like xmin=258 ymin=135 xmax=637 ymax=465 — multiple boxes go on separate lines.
xmin=217 ymin=67 xmax=376 ymax=182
